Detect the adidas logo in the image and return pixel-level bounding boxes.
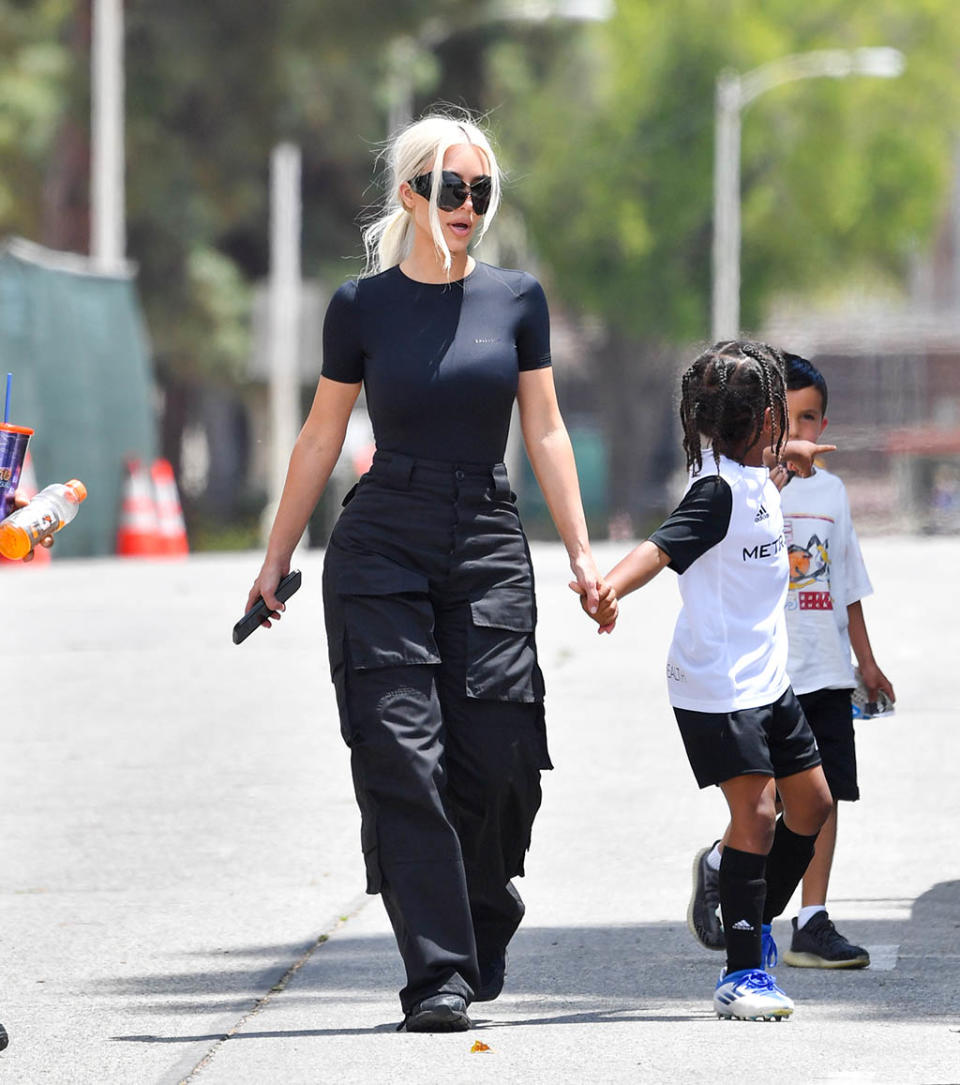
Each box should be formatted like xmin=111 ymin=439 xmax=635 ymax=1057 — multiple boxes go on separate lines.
xmin=731 ymin=919 xmax=755 ymax=931
xmin=754 ymin=504 xmax=769 ymax=522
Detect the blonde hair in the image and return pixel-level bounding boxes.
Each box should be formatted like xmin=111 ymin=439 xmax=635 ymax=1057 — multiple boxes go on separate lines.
xmin=361 ymin=112 xmax=502 ymax=277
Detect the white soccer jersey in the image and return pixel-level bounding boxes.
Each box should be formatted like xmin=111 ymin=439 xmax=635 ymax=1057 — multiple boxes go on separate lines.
xmin=650 ymin=455 xmax=790 ymax=713
xmin=781 ymin=467 xmax=873 ymax=694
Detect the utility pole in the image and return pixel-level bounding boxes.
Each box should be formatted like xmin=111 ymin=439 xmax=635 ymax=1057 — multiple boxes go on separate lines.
xmin=264 ymin=143 xmax=304 ymax=543
xmin=90 ymin=0 xmax=125 ymax=272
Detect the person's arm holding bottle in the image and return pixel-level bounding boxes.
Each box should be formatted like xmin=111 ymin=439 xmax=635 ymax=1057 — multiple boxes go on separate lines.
xmin=246 ymin=377 xmax=360 ymax=621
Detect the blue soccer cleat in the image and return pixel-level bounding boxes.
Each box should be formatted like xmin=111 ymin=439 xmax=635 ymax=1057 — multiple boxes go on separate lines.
xmin=713 ymin=968 xmax=794 ymax=1020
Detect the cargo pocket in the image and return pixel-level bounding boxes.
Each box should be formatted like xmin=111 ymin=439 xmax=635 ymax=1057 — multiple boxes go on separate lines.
xmin=335 ymin=553 xmax=441 ymax=671
xmin=466 ymin=585 xmax=543 ymax=703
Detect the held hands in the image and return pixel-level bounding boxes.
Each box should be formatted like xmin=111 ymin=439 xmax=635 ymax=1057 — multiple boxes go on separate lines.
xmin=567 ymin=549 xmax=618 ymax=634
xmin=569 ymin=577 xmax=618 ymax=633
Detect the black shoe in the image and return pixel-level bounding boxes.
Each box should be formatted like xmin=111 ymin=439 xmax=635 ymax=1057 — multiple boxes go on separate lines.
xmin=0 ymin=1023 xmax=7 ymax=1051
xmin=400 ymin=994 xmax=472 ymax=1033
xmin=475 ymin=949 xmax=506 ymax=1002
xmin=782 ymin=912 xmax=870 ymax=969
xmin=688 ymin=842 xmax=725 ymax=951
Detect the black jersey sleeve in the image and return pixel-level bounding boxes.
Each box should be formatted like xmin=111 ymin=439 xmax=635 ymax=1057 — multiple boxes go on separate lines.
xmin=516 ymin=274 xmax=552 ymax=371
xmin=321 ymin=280 xmax=364 ymax=383
xmin=648 ymin=474 xmax=732 ymax=574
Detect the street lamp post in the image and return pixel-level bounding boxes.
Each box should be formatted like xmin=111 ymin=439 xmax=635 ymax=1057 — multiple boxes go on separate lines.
xmin=711 ymin=47 xmax=905 ymax=342
xmin=90 ymin=0 xmax=125 ymax=273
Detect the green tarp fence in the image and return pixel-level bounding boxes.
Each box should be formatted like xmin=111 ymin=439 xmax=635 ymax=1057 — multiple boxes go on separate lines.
xmin=0 ymin=238 xmax=156 ymax=557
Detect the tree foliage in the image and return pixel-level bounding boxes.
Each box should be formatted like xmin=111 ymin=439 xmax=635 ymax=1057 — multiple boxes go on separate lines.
xmin=496 ymin=0 xmax=960 ymax=342
xmin=0 ymin=0 xmax=73 ymax=238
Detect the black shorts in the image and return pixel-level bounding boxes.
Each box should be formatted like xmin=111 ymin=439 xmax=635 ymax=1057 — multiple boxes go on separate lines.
xmin=673 ymin=686 xmax=822 ymax=789
xmin=797 ymin=688 xmax=858 ymax=802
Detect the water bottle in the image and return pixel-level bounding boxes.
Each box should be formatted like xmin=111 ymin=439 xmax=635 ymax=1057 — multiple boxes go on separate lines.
xmin=0 ymin=479 xmax=87 ymax=559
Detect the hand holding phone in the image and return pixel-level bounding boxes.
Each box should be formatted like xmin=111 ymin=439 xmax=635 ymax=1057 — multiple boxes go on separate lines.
xmin=233 ymin=569 xmax=302 ymax=645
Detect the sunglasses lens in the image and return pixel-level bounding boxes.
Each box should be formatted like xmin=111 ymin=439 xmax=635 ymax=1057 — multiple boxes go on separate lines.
xmin=410 ymin=172 xmax=493 ymax=214
xmin=436 ymin=189 xmax=463 ymax=212
xmin=470 ymin=176 xmax=492 ymax=216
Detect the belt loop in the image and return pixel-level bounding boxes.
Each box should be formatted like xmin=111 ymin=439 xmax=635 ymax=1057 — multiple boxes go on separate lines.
xmin=491 ymin=463 xmax=511 ymax=497
xmin=384 ymin=452 xmax=415 ymax=490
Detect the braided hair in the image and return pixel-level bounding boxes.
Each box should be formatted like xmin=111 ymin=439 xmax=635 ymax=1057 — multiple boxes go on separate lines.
xmin=680 ymin=340 xmax=788 ymax=474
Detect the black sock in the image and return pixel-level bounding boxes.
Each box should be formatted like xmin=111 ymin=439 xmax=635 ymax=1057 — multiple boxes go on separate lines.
xmin=719 ymin=846 xmax=766 ymax=974
xmin=762 ymin=816 xmax=818 ymax=923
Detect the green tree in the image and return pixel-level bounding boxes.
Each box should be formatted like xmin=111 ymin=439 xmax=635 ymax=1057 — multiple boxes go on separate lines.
xmin=491 ymin=0 xmax=960 ymax=523
xmin=0 ymin=0 xmax=73 ymax=243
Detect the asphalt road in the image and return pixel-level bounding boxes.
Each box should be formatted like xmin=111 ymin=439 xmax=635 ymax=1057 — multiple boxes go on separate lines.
xmin=2 ymin=537 xmax=957 ymax=1084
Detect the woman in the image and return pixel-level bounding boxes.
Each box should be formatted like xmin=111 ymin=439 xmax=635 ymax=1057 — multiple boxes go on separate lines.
xmin=247 ymin=112 xmax=606 ymax=1032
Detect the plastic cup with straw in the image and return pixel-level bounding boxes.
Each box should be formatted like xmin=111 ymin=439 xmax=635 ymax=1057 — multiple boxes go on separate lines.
xmin=0 ymin=373 xmax=35 ymax=520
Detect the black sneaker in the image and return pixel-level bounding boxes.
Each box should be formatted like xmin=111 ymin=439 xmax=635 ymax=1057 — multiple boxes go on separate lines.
xmin=400 ymin=993 xmax=472 ymax=1032
xmin=688 ymin=842 xmax=725 ymax=951
xmin=782 ymin=912 xmax=870 ymax=969
xmin=0 ymin=1022 xmax=7 ymax=1051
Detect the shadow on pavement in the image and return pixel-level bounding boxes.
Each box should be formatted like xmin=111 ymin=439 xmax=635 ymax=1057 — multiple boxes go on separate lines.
xmin=108 ymin=882 xmax=959 ymax=1043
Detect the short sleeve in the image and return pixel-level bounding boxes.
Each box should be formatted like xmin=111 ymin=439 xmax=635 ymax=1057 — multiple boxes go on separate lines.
xmin=516 ymin=274 xmax=552 ymax=372
xmin=321 ymin=280 xmax=364 ymax=384
xmin=649 ymin=475 xmax=733 ymax=574
xmin=840 ymin=488 xmax=873 ymax=605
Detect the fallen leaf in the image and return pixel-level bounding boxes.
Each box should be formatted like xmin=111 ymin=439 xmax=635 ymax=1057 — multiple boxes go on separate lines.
xmin=470 ymin=1040 xmax=492 ymax=1053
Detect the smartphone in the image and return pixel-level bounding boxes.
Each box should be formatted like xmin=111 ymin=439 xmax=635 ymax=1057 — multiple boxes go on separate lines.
xmin=232 ymin=569 xmax=302 ymax=645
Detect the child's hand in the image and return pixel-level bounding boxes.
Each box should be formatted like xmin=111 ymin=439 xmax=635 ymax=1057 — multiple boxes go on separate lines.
xmin=859 ymin=662 xmax=895 ymax=706
xmin=569 ymin=578 xmax=618 ymax=633
xmin=779 ymin=439 xmax=836 ymax=478
xmin=768 ymin=463 xmax=791 ymax=491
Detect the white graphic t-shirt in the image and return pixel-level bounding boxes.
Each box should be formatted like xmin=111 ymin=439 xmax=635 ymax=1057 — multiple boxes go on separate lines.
xmin=781 ymin=467 xmax=872 ymax=694
xmin=650 ymin=455 xmax=790 ymax=713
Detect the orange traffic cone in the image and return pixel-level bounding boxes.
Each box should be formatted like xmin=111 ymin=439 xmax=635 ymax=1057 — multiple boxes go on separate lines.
xmin=116 ymin=458 xmax=162 ymax=556
xmin=150 ymin=458 xmax=188 ymax=557
xmin=0 ymin=451 xmax=51 ymax=566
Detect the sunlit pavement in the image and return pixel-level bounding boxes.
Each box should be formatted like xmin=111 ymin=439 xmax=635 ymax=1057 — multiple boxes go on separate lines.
xmin=2 ymin=537 xmax=957 ymax=1084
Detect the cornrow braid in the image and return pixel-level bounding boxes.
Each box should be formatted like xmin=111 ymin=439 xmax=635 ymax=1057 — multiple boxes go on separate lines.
xmin=678 ymin=340 xmax=788 ymax=473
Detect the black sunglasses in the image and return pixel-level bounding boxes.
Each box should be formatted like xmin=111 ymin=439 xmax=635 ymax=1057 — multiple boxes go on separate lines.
xmin=407 ymin=170 xmax=493 ymax=215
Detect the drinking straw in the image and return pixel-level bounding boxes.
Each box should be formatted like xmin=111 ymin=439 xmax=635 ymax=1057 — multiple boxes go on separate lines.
xmin=3 ymin=373 xmax=10 ymax=424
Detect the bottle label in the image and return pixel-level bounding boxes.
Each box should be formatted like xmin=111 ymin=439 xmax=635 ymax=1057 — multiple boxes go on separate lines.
xmin=26 ymin=511 xmax=61 ymax=545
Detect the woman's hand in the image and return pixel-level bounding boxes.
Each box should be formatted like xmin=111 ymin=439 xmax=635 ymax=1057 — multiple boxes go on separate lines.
xmin=569 ymin=549 xmax=603 ymax=616
xmin=569 ymin=577 xmax=618 ymax=634
xmin=245 ymin=559 xmax=290 ymax=629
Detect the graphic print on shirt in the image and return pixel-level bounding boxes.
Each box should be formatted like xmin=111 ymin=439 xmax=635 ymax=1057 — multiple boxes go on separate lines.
xmin=785 ymin=514 xmax=833 ymax=612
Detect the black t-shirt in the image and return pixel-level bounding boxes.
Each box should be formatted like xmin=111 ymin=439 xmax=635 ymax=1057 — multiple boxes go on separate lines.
xmin=321 ymin=262 xmax=552 ymax=464
xmin=648 ymin=475 xmax=733 ymax=574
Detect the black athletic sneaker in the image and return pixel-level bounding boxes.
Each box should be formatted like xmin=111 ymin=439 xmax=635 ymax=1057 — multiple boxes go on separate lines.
xmin=688 ymin=842 xmax=725 ymax=951
xmin=782 ymin=912 xmax=870 ymax=969
xmin=400 ymin=993 xmax=472 ymax=1032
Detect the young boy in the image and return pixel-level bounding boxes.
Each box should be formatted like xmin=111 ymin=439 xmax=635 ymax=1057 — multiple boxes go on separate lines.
xmin=688 ymin=353 xmax=895 ymax=969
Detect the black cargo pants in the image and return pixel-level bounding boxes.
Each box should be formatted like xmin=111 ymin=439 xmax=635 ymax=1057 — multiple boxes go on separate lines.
xmin=322 ymin=451 xmax=552 ymax=1014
